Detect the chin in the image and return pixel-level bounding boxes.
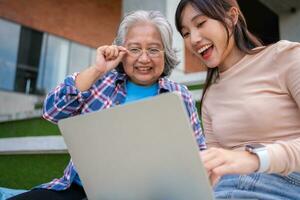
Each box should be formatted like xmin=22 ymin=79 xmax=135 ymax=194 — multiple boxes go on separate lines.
xmin=206 ymin=65 xmax=218 ymax=69
xmin=204 ymin=60 xmax=219 ymax=69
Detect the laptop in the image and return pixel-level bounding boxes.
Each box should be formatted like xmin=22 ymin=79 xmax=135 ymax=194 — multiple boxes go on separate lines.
xmin=58 ymin=92 xmax=215 ymax=200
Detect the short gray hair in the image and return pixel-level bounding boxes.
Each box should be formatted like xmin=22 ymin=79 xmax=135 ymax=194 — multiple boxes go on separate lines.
xmin=114 ymin=10 xmax=179 ymax=77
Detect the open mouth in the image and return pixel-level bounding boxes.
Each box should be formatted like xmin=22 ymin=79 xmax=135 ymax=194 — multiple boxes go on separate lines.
xmin=134 ymin=66 xmax=152 ymax=72
xmin=197 ymin=44 xmax=213 ymax=60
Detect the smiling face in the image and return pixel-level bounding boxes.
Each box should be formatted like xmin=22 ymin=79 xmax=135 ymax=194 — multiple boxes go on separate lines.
xmin=180 ymin=3 xmax=241 ymax=72
xmin=122 ymin=22 xmax=165 ymax=86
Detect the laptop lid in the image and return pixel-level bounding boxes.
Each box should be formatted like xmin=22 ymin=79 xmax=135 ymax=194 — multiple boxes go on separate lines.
xmin=58 ymin=92 xmax=214 ymax=200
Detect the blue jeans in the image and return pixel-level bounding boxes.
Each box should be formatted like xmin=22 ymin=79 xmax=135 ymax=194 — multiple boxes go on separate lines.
xmin=214 ymin=172 xmax=300 ymax=200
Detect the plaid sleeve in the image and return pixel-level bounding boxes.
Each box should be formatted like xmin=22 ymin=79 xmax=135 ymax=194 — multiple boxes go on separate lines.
xmin=42 ymin=73 xmax=92 ymax=123
xmin=180 ymin=86 xmax=206 ymax=151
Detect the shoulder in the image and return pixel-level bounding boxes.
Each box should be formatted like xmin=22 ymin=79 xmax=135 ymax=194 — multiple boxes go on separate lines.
xmin=159 ymin=77 xmax=195 ymax=106
xmin=274 ymin=40 xmax=300 ymax=50
xmin=270 ymin=40 xmax=300 ymax=69
xmin=94 ymin=70 xmax=126 ymax=86
xmin=159 ymin=77 xmax=190 ymax=94
xmin=102 ymin=70 xmax=123 ymax=80
xmin=271 ymin=40 xmax=300 ymax=58
xmin=253 ymin=40 xmax=300 ymax=57
xmin=250 ymin=40 xmax=300 ymax=72
xmin=271 ymin=41 xmax=300 ymax=90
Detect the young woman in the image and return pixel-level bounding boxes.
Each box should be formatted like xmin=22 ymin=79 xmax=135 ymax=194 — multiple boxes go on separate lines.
xmin=9 ymin=10 xmax=205 ymax=200
xmin=176 ymin=0 xmax=300 ymax=199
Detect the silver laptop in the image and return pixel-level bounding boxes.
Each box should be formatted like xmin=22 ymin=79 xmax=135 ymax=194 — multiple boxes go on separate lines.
xmin=58 ymin=92 xmax=215 ymax=200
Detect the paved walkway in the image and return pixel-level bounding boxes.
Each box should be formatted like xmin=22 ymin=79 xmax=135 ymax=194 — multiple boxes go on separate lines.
xmin=0 ymin=136 xmax=67 ymax=155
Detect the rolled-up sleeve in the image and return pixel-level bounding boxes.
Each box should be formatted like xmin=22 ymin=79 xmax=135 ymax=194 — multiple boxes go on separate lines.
xmin=43 ymin=73 xmax=92 ymax=123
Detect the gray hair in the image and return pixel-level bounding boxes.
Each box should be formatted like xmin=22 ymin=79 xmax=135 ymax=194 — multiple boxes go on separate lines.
xmin=113 ymin=10 xmax=179 ymax=77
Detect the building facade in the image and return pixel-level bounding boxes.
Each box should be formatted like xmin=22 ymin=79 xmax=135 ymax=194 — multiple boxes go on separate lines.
xmin=0 ymin=0 xmax=300 ymax=119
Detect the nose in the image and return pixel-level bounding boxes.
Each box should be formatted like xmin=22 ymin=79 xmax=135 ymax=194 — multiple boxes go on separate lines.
xmin=190 ymin=28 xmax=203 ymax=47
xmin=137 ymin=50 xmax=151 ymax=63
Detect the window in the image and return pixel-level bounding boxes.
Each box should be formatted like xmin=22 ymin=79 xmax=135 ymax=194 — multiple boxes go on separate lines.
xmin=0 ymin=19 xmax=20 ymax=90
xmin=37 ymin=34 xmax=69 ymax=93
xmin=15 ymin=27 xmax=43 ymax=94
xmin=0 ymin=18 xmax=96 ymax=95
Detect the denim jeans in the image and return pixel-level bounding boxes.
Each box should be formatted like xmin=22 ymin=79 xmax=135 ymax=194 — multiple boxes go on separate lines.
xmin=214 ymin=172 xmax=300 ymax=200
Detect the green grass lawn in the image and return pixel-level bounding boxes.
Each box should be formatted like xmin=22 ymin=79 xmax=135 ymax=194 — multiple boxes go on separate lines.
xmin=187 ymin=83 xmax=204 ymax=91
xmin=0 ymin=117 xmax=60 ymax=138
xmin=187 ymin=83 xmax=203 ymax=115
xmin=0 ymin=118 xmax=66 ymax=189
xmin=0 ymin=154 xmax=70 ymax=189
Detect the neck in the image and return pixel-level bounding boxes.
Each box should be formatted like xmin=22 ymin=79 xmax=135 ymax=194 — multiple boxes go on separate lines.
xmin=219 ymin=40 xmax=246 ymax=73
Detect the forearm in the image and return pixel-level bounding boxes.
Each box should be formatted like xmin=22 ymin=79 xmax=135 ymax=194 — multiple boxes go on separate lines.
xmin=266 ymin=137 xmax=300 ymax=174
xmin=43 ymin=73 xmax=92 ymax=123
xmin=75 ymin=66 xmax=105 ymax=92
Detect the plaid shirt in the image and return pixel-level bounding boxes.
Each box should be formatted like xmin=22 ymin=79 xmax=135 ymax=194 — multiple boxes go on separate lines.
xmin=40 ymin=70 xmax=206 ymax=190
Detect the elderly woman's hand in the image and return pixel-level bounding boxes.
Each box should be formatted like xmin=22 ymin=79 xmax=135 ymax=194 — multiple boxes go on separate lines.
xmin=94 ymin=45 xmax=128 ymax=74
xmin=200 ymin=147 xmax=260 ymax=186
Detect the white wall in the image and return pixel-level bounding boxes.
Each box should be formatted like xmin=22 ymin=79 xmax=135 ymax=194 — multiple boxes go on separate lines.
xmin=280 ymin=11 xmax=300 ymax=42
xmin=123 ymin=0 xmax=166 ymax=14
xmin=0 ymin=91 xmax=41 ymax=116
xmin=166 ymin=0 xmax=184 ymax=71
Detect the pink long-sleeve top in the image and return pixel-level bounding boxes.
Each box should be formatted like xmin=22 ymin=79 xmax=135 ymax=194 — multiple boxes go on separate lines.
xmin=202 ymin=40 xmax=300 ymax=175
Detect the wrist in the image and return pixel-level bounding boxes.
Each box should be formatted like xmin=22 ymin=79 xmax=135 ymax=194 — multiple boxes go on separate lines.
xmin=245 ymin=144 xmax=270 ymax=173
xmin=90 ymin=65 xmax=106 ymax=77
xmin=246 ymin=151 xmax=260 ymax=172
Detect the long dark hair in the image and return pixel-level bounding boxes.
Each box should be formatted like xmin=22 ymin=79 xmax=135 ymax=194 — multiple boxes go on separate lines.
xmin=175 ymin=0 xmax=263 ymax=113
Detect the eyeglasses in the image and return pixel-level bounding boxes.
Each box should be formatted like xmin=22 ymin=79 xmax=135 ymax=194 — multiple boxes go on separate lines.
xmin=127 ymin=47 xmax=164 ymax=58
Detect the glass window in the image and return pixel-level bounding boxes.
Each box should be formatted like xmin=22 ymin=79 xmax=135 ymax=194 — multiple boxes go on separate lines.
xmin=68 ymin=42 xmax=93 ymax=74
xmin=14 ymin=27 xmax=43 ymax=94
xmin=0 ymin=19 xmax=20 ymax=90
xmin=90 ymin=48 xmax=97 ymax=67
xmin=0 ymin=19 xmax=95 ymax=95
xmin=37 ymin=34 xmax=69 ymax=93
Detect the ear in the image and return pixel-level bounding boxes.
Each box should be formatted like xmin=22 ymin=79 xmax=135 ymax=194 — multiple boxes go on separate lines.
xmin=228 ymin=7 xmax=239 ymax=26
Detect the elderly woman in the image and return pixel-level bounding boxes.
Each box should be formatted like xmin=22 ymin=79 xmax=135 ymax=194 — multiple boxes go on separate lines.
xmin=9 ymin=10 xmax=205 ymax=200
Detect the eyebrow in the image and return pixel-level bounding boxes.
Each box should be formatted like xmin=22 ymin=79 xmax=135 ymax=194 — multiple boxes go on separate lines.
xmin=181 ymin=13 xmax=205 ymax=31
xmin=191 ymin=13 xmax=205 ymax=22
xmin=126 ymin=42 xmax=162 ymax=47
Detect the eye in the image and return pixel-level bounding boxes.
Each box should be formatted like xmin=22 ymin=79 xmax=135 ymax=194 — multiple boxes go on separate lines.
xmin=196 ymin=20 xmax=206 ymax=28
xmin=148 ymin=48 xmax=160 ymax=54
xmin=129 ymin=48 xmax=141 ymax=54
xmin=182 ymin=32 xmax=190 ymax=38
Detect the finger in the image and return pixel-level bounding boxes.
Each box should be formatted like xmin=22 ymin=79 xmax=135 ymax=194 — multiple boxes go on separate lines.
xmin=112 ymin=45 xmax=119 ymax=58
xmin=106 ymin=46 xmax=116 ymax=60
xmin=212 ymin=164 xmax=236 ymax=177
xmin=97 ymin=45 xmax=108 ymax=54
xmin=105 ymin=49 xmax=126 ymax=71
xmin=102 ymin=47 xmax=110 ymax=58
xmin=206 ymin=170 xmax=212 ymax=177
xmin=210 ymin=173 xmax=221 ymax=187
xmin=204 ymin=156 xmax=226 ymax=172
xmin=96 ymin=46 xmax=108 ymax=62
xmin=200 ymin=149 xmax=219 ymax=163
xmin=118 ymin=46 xmax=128 ymax=52
xmin=114 ymin=50 xmax=126 ymax=63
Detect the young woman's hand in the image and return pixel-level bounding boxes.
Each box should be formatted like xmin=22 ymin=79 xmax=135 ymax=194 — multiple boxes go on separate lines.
xmin=93 ymin=45 xmax=128 ymax=74
xmin=200 ymin=148 xmax=260 ymax=186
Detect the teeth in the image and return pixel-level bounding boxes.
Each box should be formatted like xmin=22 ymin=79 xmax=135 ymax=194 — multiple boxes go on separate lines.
xmin=136 ymin=67 xmax=151 ymax=71
xmin=197 ymin=44 xmax=212 ymax=54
